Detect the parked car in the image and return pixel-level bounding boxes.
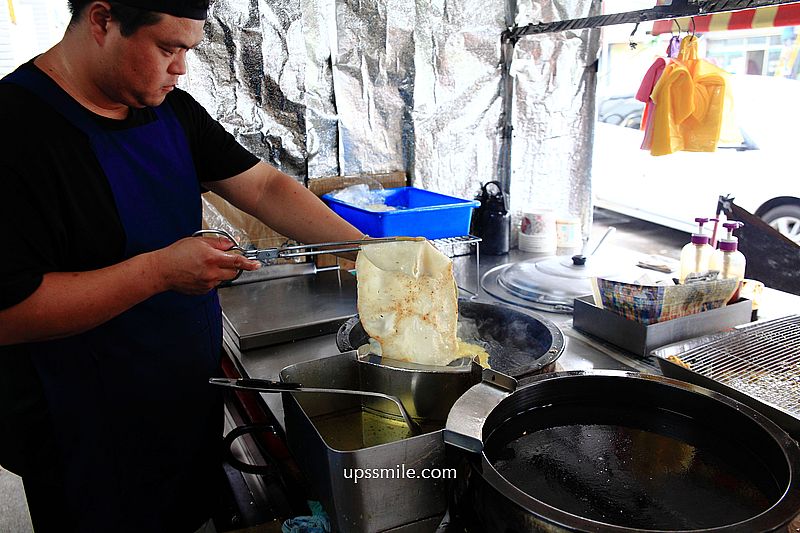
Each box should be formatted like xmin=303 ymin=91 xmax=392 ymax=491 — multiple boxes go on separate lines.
xmin=596 ymin=94 xmax=643 ymax=129
xmin=592 ymin=75 xmax=800 ymax=244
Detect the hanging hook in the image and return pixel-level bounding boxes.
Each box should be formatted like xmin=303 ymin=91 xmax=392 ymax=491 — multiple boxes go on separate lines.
xmin=674 ymin=18 xmax=682 ymax=36
xmin=690 ymin=16 xmax=696 ymax=37
xmin=628 ymin=22 xmax=640 ymax=50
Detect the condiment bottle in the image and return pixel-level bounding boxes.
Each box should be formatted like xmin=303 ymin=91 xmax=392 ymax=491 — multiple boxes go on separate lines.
xmin=679 ymin=217 xmax=714 ymax=283
xmin=709 ymin=221 xmax=746 ymax=299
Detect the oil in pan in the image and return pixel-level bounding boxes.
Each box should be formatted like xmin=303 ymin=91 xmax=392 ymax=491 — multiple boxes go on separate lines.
xmin=483 ymin=402 xmax=781 ymax=530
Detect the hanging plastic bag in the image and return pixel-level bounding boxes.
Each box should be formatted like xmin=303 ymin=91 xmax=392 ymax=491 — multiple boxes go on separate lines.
xmin=676 ymin=35 xmax=733 ymax=152
xmin=648 ymin=52 xmax=694 ymax=156
xmin=636 ymin=36 xmax=681 ymax=151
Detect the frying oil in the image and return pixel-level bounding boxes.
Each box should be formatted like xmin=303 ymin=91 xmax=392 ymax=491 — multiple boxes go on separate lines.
xmin=312 ymin=407 xmax=438 ymax=451
xmin=484 ymin=404 xmax=778 ymax=529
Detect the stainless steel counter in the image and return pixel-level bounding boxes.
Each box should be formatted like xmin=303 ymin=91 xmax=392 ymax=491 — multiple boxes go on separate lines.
xmin=217 ymin=246 xmax=800 ymax=532
xmin=222 ymin=245 xmax=800 ymax=431
xmin=222 ymin=248 xmax=651 ymax=431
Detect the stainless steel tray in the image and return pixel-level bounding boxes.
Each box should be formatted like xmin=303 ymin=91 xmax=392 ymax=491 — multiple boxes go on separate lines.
xmin=653 ymin=315 xmax=800 ymax=438
xmin=278 ymin=352 xmax=453 ymax=533
xmin=219 ymin=269 xmax=358 ymax=350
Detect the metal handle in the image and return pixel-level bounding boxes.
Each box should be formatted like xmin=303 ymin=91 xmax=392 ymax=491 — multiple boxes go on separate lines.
xmin=211 ymin=377 xmax=302 ymax=390
xmin=276 ymin=236 xmax=425 ymax=259
xmin=210 ymin=377 xmax=422 ymax=436
xmin=589 ymin=226 xmax=616 ymax=257
xmin=194 ymin=229 xmax=426 ymax=263
xmin=192 ymin=228 xmax=246 ymax=253
xmin=573 ymin=226 xmax=616 ymax=266
xmin=191 ymin=229 xmax=251 ymax=282
xmin=222 ymin=423 xmax=278 ymax=475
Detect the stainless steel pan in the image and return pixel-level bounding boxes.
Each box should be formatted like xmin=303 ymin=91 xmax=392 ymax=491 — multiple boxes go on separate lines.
xmin=210 ymin=377 xmax=422 ymax=435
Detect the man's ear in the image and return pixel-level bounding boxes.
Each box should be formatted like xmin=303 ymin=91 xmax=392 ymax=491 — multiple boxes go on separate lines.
xmin=86 ymin=1 xmax=114 ymax=46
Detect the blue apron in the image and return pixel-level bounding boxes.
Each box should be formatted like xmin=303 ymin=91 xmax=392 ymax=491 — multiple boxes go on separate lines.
xmin=3 ymin=66 xmax=223 ymax=532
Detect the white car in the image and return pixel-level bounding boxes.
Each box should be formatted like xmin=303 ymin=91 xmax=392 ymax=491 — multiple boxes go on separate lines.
xmin=592 ymin=75 xmax=800 ymax=244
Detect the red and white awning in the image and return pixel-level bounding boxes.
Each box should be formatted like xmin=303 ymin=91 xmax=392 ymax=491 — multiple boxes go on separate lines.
xmin=652 ymin=3 xmax=800 ymax=35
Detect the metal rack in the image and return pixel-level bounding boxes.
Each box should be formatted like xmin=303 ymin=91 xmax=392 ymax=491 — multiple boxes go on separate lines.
xmin=654 ymin=315 xmax=800 ymax=436
xmin=505 ymin=0 xmax=800 ymax=41
xmin=430 ymin=234 xmax=483 ymax=298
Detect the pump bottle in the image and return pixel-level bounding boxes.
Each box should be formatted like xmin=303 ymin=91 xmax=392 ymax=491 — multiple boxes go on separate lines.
xmin=710 ymin=221 xmax=746 ymax=300
xmin=679 ymin=217 xmax=714 ymax=283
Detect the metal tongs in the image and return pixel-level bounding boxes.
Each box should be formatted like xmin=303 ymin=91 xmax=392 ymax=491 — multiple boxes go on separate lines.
xmin=193 ymin=228 xmax=424 ymax=281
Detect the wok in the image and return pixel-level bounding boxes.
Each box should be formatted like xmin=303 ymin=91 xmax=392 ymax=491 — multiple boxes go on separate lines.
xmin=445 ymin=370 xmax=800 ymax=532
xmin=337 ymin=298 xmax=565 ymax=379
xmin=332 ymin=299 xmax=565 ymax=428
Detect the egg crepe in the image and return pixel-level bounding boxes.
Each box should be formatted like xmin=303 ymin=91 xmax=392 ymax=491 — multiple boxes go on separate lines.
xmin=356 ymin=240 xmax=458 ymax=366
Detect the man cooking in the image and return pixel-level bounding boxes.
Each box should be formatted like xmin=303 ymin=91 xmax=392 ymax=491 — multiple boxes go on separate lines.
xmin=0 ymin=1 xmax=363 ymax=531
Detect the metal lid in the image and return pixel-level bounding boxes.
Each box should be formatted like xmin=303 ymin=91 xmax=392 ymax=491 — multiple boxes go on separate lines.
xmin=496 ymin=255 xmax=618 ymax=307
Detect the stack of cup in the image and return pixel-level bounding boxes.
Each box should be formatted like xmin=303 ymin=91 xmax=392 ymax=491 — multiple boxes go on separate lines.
xmin=519 ymin=210 xmax=557 ymax=253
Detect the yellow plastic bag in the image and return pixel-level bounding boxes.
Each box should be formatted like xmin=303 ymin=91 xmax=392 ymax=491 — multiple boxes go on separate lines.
xmin=678 ymin=36 xmax=729 ymax=152
xmin=649 ymin=36 xmax=739 ymax=155
xmin=649 ymin=56 xmax=694 ymax=156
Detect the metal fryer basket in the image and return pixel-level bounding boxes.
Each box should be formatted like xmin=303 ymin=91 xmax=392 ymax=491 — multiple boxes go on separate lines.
xmin=654 ymin=315 xmax=800 ymax=438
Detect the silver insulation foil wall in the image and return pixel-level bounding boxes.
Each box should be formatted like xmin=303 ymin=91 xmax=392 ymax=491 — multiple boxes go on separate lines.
xmin=183 ymin=0 xmax=307 ymax=178
xmin=183 ymin=0 xmax=601 ymax=234
xmin=510 ymin=1 xmax=602 ymax=234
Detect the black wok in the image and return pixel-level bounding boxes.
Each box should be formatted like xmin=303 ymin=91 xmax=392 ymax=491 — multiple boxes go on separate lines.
xmin=337 ymin=299 xmax=565 ymax=378
xmin=445 ymin=370 xmax=800 ymax=532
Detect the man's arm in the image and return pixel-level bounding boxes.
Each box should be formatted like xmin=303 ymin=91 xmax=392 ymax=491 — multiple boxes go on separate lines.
xmin=203 ymin=161 xmax=365 ymax=245
xmin=0 ymin=236 xmax=260 ymax=345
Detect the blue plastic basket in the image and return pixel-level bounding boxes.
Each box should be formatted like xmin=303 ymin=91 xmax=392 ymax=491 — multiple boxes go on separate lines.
xmin=322 ymin=187 xmax=480 ymax=239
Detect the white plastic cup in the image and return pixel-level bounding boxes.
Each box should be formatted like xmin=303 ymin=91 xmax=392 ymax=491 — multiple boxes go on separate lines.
xmin=556 ymin=217 xmax=582 ymax=249
xmin=519 ymin=210 xmax=556 ymax=253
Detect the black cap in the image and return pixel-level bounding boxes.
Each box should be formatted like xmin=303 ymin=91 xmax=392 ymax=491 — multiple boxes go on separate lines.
xmin=115 ymin=1 xmax=209 ymax=20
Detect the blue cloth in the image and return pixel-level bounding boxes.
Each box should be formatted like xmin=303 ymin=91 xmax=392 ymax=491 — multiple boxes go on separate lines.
xmin=282 ymin=501 xmax=331 ymax=533
xmin=2 ymin=66 xmax=222 ymax=532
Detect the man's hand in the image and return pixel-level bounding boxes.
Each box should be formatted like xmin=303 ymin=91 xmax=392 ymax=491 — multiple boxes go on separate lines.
xmin=0 ymin=236 xmax=263 ymax=345
xmin=151 ymin=236 xmax=261 ymax=295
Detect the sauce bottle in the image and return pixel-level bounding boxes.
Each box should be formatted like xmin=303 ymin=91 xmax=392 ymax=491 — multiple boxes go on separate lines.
xmin=679 ymin=217 xmax=714 ymax=283
xmin=709 ymin=221 xmax=746 ymax=300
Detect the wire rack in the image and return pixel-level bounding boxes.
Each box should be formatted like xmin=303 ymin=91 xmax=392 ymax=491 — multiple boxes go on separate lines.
xmin=657 ymin=315 xmax=800 ymax=420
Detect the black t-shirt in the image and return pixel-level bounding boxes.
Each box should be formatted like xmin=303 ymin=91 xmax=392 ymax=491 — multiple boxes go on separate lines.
xmin=0 ymin=61 xmax=259 ymax=309
xmin=0 ymin=61 xmax=259 ymax=475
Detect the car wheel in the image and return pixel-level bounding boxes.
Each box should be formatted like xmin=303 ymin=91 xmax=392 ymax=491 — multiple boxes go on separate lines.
xmin=762 ymin=204 xmax=800 ymax=245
